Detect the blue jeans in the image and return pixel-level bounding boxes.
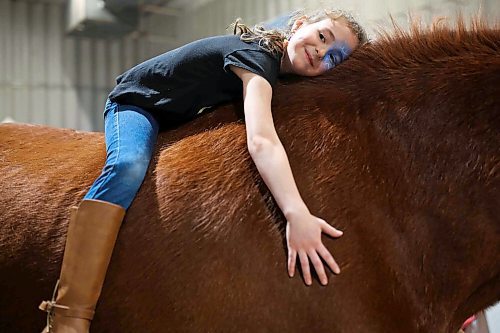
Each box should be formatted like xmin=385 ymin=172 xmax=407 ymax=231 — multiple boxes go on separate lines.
xmin=83 ymin=99 xmax=159 ymax=210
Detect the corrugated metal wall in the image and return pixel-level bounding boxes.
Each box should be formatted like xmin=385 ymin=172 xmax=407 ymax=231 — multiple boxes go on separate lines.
xmin=0 ymin=0 xmax=497 ymax=130
xmin=0 ymin=0 xmax=175 ymax=131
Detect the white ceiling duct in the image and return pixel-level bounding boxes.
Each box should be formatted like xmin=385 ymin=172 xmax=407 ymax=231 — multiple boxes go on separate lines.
xmin=66 ymin=0 xmax=214 ymax=39
xmin=67 ymin=0 xmax=136 ymax=38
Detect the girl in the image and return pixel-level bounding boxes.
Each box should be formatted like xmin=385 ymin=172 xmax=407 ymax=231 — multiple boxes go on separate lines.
xmin=39 ymin=8 xmax=368 ymax=333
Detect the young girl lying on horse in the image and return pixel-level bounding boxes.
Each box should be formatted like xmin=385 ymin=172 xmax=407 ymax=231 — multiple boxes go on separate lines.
xmin=39 ymin=8 xmax=367 ymax=332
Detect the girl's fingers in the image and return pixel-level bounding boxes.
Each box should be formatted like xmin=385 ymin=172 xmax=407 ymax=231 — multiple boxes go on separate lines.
xmin=288 ymin=249 xmax=297 ymax=277
xmin=318 ymin=243 xmax=340 ymax=274
xmin=298 ymin=251 xmax=312 ymax=286
xmin=308 ymin=250 xmax=328 ymax=285
xmin=321 ymin=220 xmax=343 ymax=238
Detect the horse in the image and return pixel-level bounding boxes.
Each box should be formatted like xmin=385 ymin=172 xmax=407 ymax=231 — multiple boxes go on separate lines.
xmin=0 ymin=18 xmax=498 ymax=333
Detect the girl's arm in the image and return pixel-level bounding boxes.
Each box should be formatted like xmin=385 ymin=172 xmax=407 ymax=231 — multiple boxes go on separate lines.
xmin=230 ymin=66 xmax=343 ymax=286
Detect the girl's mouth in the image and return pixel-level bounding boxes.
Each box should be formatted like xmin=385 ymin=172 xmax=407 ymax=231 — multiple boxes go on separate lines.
xmin=305 ymin=49 xmax=313 ymax=67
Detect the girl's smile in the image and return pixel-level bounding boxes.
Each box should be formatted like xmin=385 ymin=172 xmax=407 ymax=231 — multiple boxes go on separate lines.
xmin=305 ymin=48 xmax=314 ymax=67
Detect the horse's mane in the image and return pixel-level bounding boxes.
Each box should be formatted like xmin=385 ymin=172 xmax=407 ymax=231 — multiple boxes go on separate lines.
xmin=295 ymin=15 xmax=500 ymax=122
xmin=351 ymin=15 xmax=499 ymax=70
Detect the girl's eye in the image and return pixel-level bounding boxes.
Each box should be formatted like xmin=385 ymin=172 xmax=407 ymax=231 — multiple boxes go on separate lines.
xmin=319 ymin=32 xmax=325 ymax=42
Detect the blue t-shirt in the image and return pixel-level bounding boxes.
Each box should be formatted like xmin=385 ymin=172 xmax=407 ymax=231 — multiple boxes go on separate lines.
xmin=108 ymin=34 xmax=281 ymax=121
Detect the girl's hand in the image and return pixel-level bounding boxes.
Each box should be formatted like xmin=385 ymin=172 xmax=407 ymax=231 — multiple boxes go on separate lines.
xmin=286 ymin=211 xmax=343 ymax=286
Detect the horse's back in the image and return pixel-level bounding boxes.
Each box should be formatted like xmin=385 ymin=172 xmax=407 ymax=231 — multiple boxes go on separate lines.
xmin=0 ymin=123 xmax=106 ymax=236
xmin=0 ymin=124 xmax=103 ymax=332
xmin=0 ymin=123 xmax=105 ymax=173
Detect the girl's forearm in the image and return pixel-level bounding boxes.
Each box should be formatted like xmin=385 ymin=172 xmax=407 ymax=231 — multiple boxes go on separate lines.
xmin=248 ymin=137 xmax=309 ymax=219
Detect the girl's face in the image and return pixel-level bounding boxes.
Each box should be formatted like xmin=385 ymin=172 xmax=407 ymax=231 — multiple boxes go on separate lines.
xmin=281 ymin=17 xmax=359 ymax=76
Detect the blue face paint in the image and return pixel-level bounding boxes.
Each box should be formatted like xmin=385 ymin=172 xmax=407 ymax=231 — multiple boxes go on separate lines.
xmin=321 ymin=41 xmax=352 ymax=71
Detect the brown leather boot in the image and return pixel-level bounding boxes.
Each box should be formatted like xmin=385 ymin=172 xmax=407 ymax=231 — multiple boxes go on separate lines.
xmin=39 ymin=199 xmax=126 ymax=333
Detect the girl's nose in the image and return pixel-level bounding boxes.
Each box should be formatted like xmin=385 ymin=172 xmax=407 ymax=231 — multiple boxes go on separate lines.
xmin=316 ymin=47 xmax=326 ymax=59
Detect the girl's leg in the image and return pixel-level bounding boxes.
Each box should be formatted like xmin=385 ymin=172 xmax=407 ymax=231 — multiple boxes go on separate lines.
xmin=84 ymin=99 xmax=159 ymax=210
xmin=39 ymin=100 xmax=159 ymax=333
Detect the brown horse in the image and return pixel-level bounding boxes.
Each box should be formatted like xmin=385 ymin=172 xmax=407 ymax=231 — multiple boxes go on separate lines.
xmin=0 ymin=18 xmax=498 ymax=333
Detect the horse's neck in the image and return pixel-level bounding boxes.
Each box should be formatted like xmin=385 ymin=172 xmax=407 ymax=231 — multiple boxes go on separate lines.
xmin=275 ymin=66 xmax=499 ymax=326
xmin=367 ymin=73 xmax=498 ymax=320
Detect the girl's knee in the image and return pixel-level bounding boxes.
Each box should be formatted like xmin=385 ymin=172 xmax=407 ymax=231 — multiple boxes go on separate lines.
xmin=113 ymin=155 xmax=151 ymax=187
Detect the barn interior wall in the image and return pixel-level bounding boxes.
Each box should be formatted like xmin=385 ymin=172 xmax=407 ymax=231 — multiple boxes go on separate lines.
xmin=0 ymin=0 xmax=496 ymax=130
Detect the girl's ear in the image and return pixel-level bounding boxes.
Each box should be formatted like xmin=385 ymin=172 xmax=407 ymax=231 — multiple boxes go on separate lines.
xmin=290 ymin=15 xmax=307 ymax=33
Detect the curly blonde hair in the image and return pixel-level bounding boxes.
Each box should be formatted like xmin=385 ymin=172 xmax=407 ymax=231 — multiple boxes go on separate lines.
xmin=231 ymin=9 xmax=368 ymax=56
